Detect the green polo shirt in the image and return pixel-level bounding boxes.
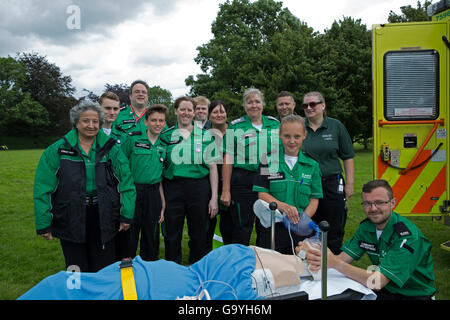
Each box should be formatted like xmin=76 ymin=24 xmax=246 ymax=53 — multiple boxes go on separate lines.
xmin=78 ymin=139 xmax=97 ymax=196
xmin=121 ymin=133 xmax=166 ymax=185
xmin=111 ymin=105 xmax=147 ymax=143
xmin=224 ymin=114 xmax=280 ymax=172
xmin=342 ymin=212 xmax=436 ymax=297
xmin=302 ymin=116 xmax=354 ymax=176
xmin=252 ymin=147 xmax=323 ymax=212
xmin=160 ymin=123 xmax=221 ymax=180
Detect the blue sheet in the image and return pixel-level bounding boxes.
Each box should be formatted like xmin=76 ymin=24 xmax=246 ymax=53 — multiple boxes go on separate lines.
xmin=18 ymin=244 xmax=260 ymax=300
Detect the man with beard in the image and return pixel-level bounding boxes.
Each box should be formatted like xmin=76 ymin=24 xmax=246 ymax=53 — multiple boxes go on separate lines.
xmin=298 ymin=179 xmax=436 ymax=300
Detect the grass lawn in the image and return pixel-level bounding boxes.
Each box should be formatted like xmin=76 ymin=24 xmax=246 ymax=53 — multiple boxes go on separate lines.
xmin=0 ymin=147 xmax=449 ymax=300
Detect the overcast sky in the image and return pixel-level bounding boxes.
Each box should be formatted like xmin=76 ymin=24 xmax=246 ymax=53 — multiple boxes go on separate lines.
xmin=0 ymin=0 xmax=423 ymax=99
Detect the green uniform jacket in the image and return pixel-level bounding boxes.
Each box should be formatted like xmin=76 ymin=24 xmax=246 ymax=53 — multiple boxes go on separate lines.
xmin=224 ymin=114 xmax=280 ymax=172
xmin=33 ymin=129 xmax=136 ymax=243
xmin=160 ymin=123 xmax=221 ymax=180
xmin=252 ymin=147 xmax=323 ymax=212
xmin=111 ymin=105 xmax=147 ymax=144
xmin=342 ymin=212 xmax=436 ymax=297
xmin=302 ymin=116 xmax=354 ymax=176
xmin=121 ymin=133 xmax=166 ymax=185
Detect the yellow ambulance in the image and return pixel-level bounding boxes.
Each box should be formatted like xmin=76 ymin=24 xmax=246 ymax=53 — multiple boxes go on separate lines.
xmin=372 ymin=0 xmax=449 ymax=250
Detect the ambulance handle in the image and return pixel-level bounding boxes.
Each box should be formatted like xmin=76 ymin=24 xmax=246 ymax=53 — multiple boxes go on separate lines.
xmin=443 ymin=36 xmax=450 ymax=50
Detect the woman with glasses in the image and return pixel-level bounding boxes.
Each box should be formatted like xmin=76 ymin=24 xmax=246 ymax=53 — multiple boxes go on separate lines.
xmin=301 ymin=91 xmax=355 ymax=254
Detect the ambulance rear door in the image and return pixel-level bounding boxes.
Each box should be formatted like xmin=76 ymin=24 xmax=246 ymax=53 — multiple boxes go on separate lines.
xmin=372 ymin=20 xmax=449 ymax=216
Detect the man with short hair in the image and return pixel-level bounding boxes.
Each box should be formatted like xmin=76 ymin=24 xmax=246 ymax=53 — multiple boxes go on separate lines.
xmin=276 ymin=91 xmax=296 ymax=120
xmin=298 ymin=179 xmax=436 ymax=300
xmin=112 ymin=80 xmax=150 ymax=144
xmin=99 ymin=91 xmax=120 ymax=136
xmin=193 ymin=96 xmax=212 ymax=129
xmin=121 ymin=104 xmax=168 ymax=261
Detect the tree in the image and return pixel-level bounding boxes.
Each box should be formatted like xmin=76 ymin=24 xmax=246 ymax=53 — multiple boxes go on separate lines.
xmin=314 ymin=17 xmax=372 ymax=147
xmin=0 ymin=57 xmax=50 ymax=135
xmin=104 ymin=83 xmax=131 ymax=107
xmin=388 ymin=0 xmax=432 ymax=22
xmin=17 ymin=52 xmax=77 ymax=135
xmin=186 ymin=0 xmax=316 ymax=119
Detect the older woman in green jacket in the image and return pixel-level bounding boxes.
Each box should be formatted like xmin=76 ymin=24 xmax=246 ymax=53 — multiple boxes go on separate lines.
xmin=33 ymin=100 xmax=136 ymax=272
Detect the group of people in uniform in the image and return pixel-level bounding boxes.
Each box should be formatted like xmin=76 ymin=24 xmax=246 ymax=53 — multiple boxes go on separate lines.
xmin=33 ymin=79 xmax=436 ymax=299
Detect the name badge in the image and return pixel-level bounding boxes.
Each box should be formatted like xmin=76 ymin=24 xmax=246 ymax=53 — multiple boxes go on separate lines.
xmin=135 ymin=142 xmax=150 ymax=149
xmin=267 ymin=172 xmax=285 ymax=181
xmin=58 ymin=148 xmax=76 ymax=156
xmin=359 ymin=241 xmax=378 ymax=252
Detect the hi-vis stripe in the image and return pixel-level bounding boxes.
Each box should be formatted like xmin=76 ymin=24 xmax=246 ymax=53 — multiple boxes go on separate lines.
xmin=378 ymin=150 xmax=447 ymax=214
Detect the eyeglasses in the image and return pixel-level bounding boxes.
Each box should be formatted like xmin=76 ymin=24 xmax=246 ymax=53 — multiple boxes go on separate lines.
xmin=361 ymin=200 xmax=391 ymax=208
xmin=302 ymin=101 xmax=322 ymax=109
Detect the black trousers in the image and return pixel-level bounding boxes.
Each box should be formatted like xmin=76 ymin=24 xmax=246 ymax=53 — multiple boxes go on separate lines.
xmin=312 ymin=174 xmax=347 ymax=254
xmin=205 ymin=207 xmax=233 ymax=252
xmin=163 ymin=177 xmax=211 ymax=265
xmin=60 ymin=204 xmax=116 ymax=273
xmin=229 ymin=168 xmax=271 ymax=248
xmin=130 ymin=183 xmax=162 ymax=261
xmin=376 ymin=288 xmax=433 ymax=300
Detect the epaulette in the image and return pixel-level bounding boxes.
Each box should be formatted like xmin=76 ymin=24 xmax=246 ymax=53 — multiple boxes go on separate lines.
xmin=161 ymin=126 xmax=175 ymax=135
xmin=393 ymin=222 xmax=412 ymax=238
xmin=231 ymin=117 xmax=245 ymax=125
xmin=266 ymin=116 xmax=280 ymax=122
xmin=119 ymin=105 xmax=127 ymax=111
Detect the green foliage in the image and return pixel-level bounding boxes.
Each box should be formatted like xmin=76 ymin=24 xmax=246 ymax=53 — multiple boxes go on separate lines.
xmin=0 ymin=57 xmax=50 ymax=135
xmin=315 ymin=17 xmax=372 ymax=146
xmin=388 ymin=0 xmax=432 ymax=22
xmin=17 ymin=52 xmax=77 ymax=135
xmin=187 ymin=0 xmax=316 ymax=120
xmin=186 ymin=0 xmax=373 ymax=146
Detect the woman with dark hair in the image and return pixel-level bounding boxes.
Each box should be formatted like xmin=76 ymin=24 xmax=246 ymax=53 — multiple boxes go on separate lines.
xmin=33 ymin=100 xmax=136 ymax=272
xmin=160 ymin=96 xmax=220 ymax=264
xmin=205 ymin=100 xmax=232 ymax=250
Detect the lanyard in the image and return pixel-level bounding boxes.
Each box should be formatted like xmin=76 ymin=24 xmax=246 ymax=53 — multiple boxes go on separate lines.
xmin=130 ymin=105 xmax=146 ymax=123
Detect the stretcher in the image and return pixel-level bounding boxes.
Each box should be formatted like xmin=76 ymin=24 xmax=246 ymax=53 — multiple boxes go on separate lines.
xmin=18 ymin=243 xmax=375 ymax=300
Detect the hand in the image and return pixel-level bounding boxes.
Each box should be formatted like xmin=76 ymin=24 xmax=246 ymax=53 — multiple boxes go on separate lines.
xmin=41 ymin=232 xmax=53 ymax=240
xmin=280 ymin=203 xmax=299 ymax=224
xmin=296 ymin=240 xmax=322 ymax=272
xmin=209 ymin=198 xmax=219 ymax=218
xmin=159 ymin=207 xmax=165 ymax=224
xmin=118 ymin=223 xmax=130 ymax=232
xmin=345 ymin=183 xmax=354 ymax=199
xmin=220 ymin=191 xmax=231 ymax=207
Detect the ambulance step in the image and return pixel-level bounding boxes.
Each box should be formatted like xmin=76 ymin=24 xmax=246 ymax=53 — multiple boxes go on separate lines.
xmin=441 ymin=241 xmax=450 ymax=252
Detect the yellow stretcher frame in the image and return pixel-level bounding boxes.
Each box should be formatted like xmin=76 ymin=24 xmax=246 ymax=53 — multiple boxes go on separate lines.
xmin=120 ymin=258 xmax=138 ymax=300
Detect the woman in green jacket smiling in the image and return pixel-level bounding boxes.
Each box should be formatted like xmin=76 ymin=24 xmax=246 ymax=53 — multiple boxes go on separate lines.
xmin=33 ymin=100 xmax=136 ymax=272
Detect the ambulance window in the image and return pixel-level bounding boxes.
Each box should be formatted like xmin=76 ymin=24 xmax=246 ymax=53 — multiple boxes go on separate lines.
xmin=384 ymin=50 xmax=439 ymax=120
